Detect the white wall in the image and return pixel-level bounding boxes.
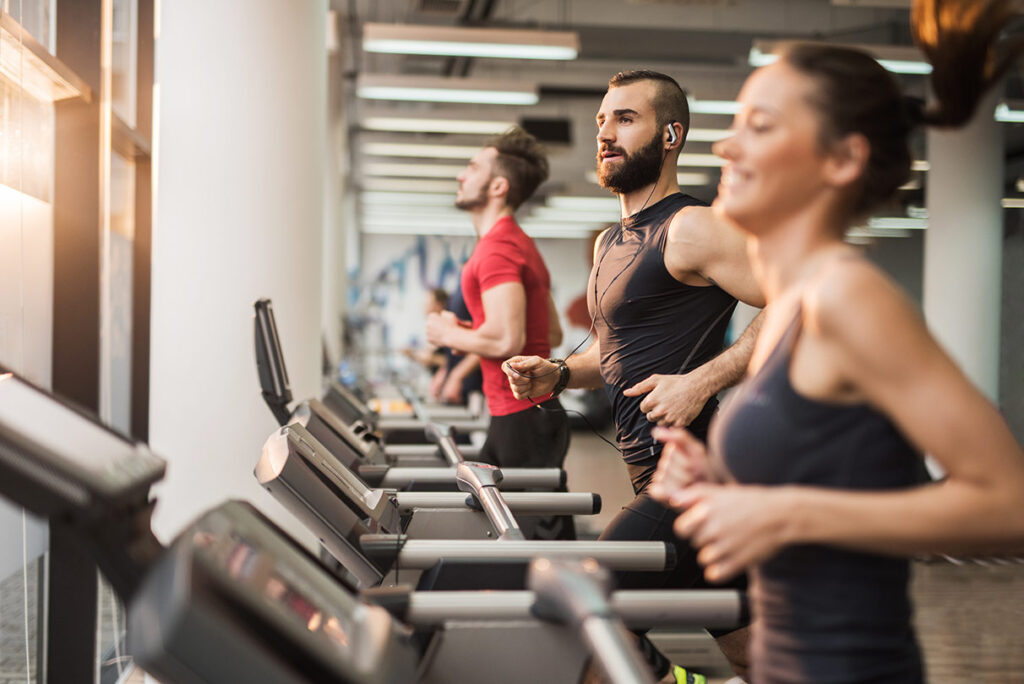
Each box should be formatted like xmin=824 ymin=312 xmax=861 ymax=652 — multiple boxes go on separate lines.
xmin=353 ymin=231 xmax=595 ymax=384
xmin=150 ymin=0 xmax=327 ymax=545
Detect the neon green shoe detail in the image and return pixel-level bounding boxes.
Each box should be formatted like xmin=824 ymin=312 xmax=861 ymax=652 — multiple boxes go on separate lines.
xmin=671 ymin=665 xmax=708 ymax=684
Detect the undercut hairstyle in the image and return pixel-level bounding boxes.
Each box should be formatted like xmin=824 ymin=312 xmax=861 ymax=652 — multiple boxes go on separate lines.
xmin=486 ymin=127 xmax=549 ymax=210
xmin=777 ymin=0 xmax=1024 ymax=218
xmin=608 ymin=70 xmax=691 ymax=146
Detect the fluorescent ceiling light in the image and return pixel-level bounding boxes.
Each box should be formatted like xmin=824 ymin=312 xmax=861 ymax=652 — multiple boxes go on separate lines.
xmin=360 ymin=178 xmax=458 ymax=193
xmin=361 ymin=191 xmax=454 ymax=206
xmin=687 ymin=98 xmax=741 ymax=115
xmin=521 ymin=224 xmax=600 ymax=239
xmin=995 ymin=104 xmax=1024 ymax=123
xmin=687 ymin=128 xmax=731 ymax=142
xmin=678 ymin=154 xmax=723 ymax=168
xmin=527 ymin=208 xmax=618 ymax=224
xmin=677 ymin=172 xmax=713 ymax=186
xmin=361 ymin=224 xmax=472 ymax=237
xmin=847 ymin=228 xmax=912 ymax=239
xmin=585 ymin=170 xmax=711 ymax=186
xmin=362 ymin=116 xmax=512 ymax=135
xmin=362 ymin=215 xmax=474 ymax=231
xmin=911 ymin=160 xmax=930 ymax=172
xmin=750 ymin=41 xmax=932 ymax=75
xmin=1001 ymin=198 xmax=1024 ymax=209
xmin=867 ymin=217 xmax=927 ymax=230
xmin=363 ymin=206 xmax=464 ymax=219
xmin=364 ymin=162 xmax=464 ymax=178
xmin=362 ymin=142 xmax=478 ymax=159
xmin=357 ymin=74 xmax=538 ymax=105
xmin=363 ymin=23 xmax=579 ymax=60
xmin=0 ymin=11 xmax=90 ymax=102
xmin=546 ymin=196 xmax=621 ymax=211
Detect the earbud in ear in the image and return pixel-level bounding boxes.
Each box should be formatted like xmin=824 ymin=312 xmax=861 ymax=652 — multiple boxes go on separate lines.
xmin=666 ymin=121 xmax=679 ymax=146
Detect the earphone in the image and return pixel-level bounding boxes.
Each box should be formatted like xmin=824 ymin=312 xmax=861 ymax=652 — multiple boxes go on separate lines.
xmin=666 ymin=120 xmax=679 ymax=146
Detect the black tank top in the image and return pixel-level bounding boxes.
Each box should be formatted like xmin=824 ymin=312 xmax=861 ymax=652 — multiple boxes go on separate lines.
xmin=711 ymin=311 xmax=923 ymax=684
xmin=587 ymin=193 xmax=737 ymax=493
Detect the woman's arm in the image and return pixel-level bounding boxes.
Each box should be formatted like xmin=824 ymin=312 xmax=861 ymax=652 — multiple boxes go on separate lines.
xmin=671 ymin=260 xmax=1024 ymax=582
xmin=786 ymin=260 xmax=1024 ymax=554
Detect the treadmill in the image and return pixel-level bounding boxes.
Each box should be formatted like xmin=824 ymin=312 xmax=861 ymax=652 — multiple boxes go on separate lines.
xmin=255 ymin=298 xmax=486 ymax=458
xmin=0 ymin=369 xmax=745 ymax=684
xmin=257 ymin=423 xmax=676 ymax=589
xmin=255 ymin=299 xmax=563 ymax=491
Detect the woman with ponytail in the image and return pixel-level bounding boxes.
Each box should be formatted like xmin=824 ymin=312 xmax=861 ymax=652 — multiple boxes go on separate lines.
xmin=649 ymin=1 xmax=1024 ymax=681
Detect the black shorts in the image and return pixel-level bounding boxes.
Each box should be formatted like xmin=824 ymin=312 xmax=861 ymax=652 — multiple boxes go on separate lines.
xmin=478 ymin=398 xmax=570 ymax=469
xmin=599 ymin=492 xmax=749 ymax=636
xmin=477 ymin=398 xmax=574 ymax=540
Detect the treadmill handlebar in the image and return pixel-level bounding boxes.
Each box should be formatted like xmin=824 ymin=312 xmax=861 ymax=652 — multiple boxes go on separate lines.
xmin=526 ymin=559 xmax=655 ymax=682
xmin=455 ymin=461 xmax=503 ymax=489
xmin=400 ymin=588 xmax=746 ymax=630
xmin=528 ymin=557 xmax=614 ymax=625
xmin=374 ymin=466 xmax=565 ymax=490
xmin=579 ymin=617 xmax=655 ymax=684
xmin=456 ymin=463 xmax=524 ymax=541
xmin=424 ymin=423 xmax=464 ymax=466
xmin=392 ymin=491 xmax=600 ymax=515
xmin=359 ymin=537 xmax=676 ymax=571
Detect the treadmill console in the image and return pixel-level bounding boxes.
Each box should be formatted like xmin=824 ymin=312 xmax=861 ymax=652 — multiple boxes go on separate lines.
xmin=129 ymin=501 xmax=417 ymax=684
xmin=323 ymin=380 xmax=378 ymax=428
xmin=254 ymin=299 xmax=293 ymax=426
xmin=291 ymin=399 xmax=387 ymax=467
xmin=0 ymin=372 xmax=165 ymax=521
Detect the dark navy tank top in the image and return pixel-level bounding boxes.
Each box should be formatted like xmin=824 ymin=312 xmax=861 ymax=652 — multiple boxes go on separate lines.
xmin=587 ymin=193 xmax=737 ymax=493
xmin=711 ymin=310 xmax=924 ymax=684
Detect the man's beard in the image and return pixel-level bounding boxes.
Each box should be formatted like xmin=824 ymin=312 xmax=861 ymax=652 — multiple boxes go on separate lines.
xmin=454 ymin=183 xmax=489 ymax=211
xmin=596 ymin=130 xmax=664 ymax=194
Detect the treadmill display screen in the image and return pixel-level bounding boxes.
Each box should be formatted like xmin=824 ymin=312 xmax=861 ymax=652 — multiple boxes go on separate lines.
xmin=199 ymin=529 xmax=357 ymax=653
xmin=0 ymin=374 xmax=163 ymax=491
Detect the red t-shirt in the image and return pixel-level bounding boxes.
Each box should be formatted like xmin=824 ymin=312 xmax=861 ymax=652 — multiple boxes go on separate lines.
xmin=461 ymin=216 xmax=553 ymax=416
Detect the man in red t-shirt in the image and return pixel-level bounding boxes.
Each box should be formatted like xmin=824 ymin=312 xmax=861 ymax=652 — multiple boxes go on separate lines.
xmin=425 ymin=128 xmax=570 ymax=478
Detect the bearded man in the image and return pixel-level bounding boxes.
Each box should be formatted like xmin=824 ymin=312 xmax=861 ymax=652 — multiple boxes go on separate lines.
xmin=503 ymin=70 xmax=766 ymax=682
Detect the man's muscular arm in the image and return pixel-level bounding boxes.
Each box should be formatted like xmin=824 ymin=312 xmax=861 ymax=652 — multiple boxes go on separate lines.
xmin=624 ymin=311 xmax=763 ymax=426
xmin=503 ymin=340 xmax=604 ymax=399
xmin=664 ymin=206 xmax=764 ymax=308
xmin=426 ymin=282 xmax=526 ymax=358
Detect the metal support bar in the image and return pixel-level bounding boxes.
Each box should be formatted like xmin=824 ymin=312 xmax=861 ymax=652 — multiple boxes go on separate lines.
xmin=360 ymin=537 xmax=674 ymax=571
xmin=402 ymin=589 xmax=745 ymax=630
xmin=393 ymin=491 xmax=600 ymax=515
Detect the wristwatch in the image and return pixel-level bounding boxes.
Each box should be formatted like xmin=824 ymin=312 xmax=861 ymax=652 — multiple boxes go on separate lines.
xmin=547 ymin=358 xmax=571 ymax=398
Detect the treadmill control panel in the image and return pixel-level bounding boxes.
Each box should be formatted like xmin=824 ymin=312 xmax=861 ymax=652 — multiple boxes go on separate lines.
xmin=0 ymin=373 xmax=165 ymax=517
xmin=129 ymin=501 xmax=418 ymax=684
